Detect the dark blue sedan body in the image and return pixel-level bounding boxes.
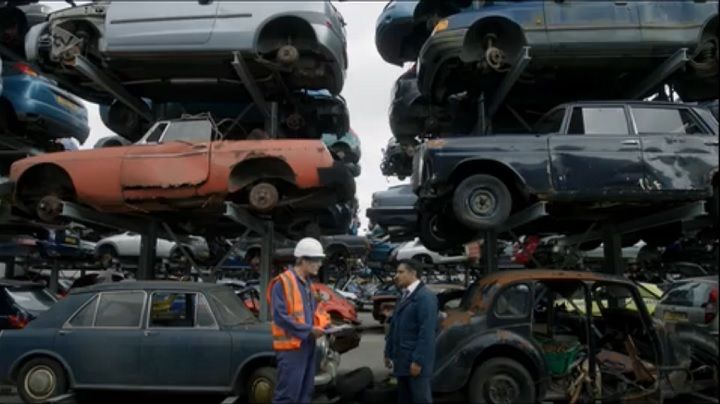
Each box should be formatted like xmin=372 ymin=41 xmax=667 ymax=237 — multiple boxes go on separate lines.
xmin=0 ymin=282 xmax=337 ymax=403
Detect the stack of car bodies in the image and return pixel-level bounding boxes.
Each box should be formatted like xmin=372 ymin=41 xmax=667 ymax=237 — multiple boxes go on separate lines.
xmin=10 ymin=1 xmax=360 ymax=238
xmin=374 ymin=0 xmax=719 ymax=251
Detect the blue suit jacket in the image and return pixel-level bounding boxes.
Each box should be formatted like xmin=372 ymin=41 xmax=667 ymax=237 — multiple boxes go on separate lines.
xmin=384 ymin=282 xmax=438 ymax=377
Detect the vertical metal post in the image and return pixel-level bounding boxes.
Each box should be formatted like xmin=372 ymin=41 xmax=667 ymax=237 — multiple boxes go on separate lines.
xmin=268 ymin=102 xmax=279 ymax=138
xmin=3 ymin=259 xmax=15 ymax=278
xmin=602 ymin=223 xmax=624 ymax=276
xmin=49 ymin=261 xmax=60 ymax=295
xmin=259 ymin=220 xmax=274 ymax=322
xmin=483 ymin=231 xmax=498 ymax=274
xmin=138 ymin=221 xmax=159 ymax=280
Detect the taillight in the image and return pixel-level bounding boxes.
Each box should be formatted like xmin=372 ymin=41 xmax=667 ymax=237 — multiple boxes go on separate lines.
xmin=7 ymin=315 xmax=28 ymax=329
xmin=704 ymin=287 xmax=717 ymax=324
xmin=14 ymin=62 xmax=38 ymax=77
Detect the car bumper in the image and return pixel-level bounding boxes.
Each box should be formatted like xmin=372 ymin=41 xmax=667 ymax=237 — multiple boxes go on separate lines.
xmin=366 ymin=206 xmax=416 ymax=228
xmin=317 ymin=162 xmax=356 ymax=203
xmin=315 ymin=351 xmax=340 ymax=390
xmin=417 ymin=28 xmax=467 ymax=97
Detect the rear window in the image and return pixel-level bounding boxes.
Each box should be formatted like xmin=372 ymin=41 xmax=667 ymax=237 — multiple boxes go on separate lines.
xmin=5 ymin=287 xmax=56 ymax=313
xmin=208 ymin=288 xmax=256 ymax=326
xmin=661 ymin=281 xmax=715 ymax=307
xmin=632 ymin=107 xmax=709 ymax=135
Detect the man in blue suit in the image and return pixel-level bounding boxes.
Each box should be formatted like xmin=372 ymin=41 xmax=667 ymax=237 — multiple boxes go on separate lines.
xmin=384 ymin=259 xmax=438 ymax=403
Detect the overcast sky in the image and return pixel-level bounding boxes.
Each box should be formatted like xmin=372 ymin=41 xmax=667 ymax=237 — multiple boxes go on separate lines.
xmin=49 ymin=1 xmax=408 ymax=234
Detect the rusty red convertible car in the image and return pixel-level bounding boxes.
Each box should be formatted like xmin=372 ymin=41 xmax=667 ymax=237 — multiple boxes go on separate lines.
xmin=9 ymin=118 xmax=355 ymax=222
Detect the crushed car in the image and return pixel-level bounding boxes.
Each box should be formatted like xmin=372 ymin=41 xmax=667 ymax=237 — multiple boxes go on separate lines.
xmin=414 ymin=101 xmax=719 ymax=250
xmin=9 ymin=117 xmax=356 ymax=223
xmin=366 ymin=184 xmax=417 ymax=242
xmin=433 ymin=270 xmax=718 ymax=403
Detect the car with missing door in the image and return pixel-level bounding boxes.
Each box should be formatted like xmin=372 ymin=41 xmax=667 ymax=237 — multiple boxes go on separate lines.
xmin=414 ymin=101 xmax=719 ymax=250
xmin=0 ymin=281 xmax=340 ymax=404
xmin=25 ymin=1 xmax=348 ymax=104
xmin=9 ymin=117 xmax=355 ymax=224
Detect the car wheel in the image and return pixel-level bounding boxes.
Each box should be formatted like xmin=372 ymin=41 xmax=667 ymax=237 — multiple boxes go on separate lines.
xmin=453 ymin=175 xmax=511 ymax=231
xmin=97 ymin=245 xmax=118 ymax=269
xmin=419 ymin=211 xmax=473 ymax=252
xmin=17 ymin=358 xmax=68 ymax=404
xmin=468 ymin=358 xmax=535 ymax=404
xmin=247 ymin=366 xmax=277 ymax=404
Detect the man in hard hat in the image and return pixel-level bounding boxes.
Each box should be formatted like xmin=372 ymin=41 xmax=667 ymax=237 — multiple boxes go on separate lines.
xmin=268 ymin=237 xmax=331 ymax=404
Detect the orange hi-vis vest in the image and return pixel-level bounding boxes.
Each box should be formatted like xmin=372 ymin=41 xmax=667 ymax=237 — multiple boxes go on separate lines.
xmin=267 ymin=270 xmax=331 ymax=351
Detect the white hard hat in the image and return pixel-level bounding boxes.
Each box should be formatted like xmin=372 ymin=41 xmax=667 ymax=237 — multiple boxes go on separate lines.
xmin=294 ymin=237 xmax=325 ymax=259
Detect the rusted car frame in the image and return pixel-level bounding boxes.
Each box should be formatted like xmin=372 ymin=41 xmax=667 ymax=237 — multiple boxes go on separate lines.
xmin=433 ymin=270 xmax=718 ymax=403
xmin=9 ymin=118 xmax=355 ymax=222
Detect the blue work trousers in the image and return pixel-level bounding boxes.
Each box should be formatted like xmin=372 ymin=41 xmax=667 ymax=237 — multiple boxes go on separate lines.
xmin=397 ymin=376 xmax=433 ymax=404
xmin=273 ymin=341 xmax=316 ymax=404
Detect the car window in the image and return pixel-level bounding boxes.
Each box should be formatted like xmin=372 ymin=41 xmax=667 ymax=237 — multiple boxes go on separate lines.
xmin=494 ymin=283 xmax=530 ymax=317
xmin=208 ymin=288 xmax=257 ymax=326
xmin=693 ymin=107 xmax=719 ymax=135
xmin=632 ymin=107 xmax=710 ymax=135
xmin=534 ymin=108 xmax=565 ymax=134
xmin=95 ymin=292 xmax=144 ymax=328
xmin=161 ymin=120 xmax=213 ymax=143
xmin=68 ymin=295 xmax=99 ymax=327
xmin=568 ymin=107 xmax=629 ymax=135
xmin=661 ymin=282 xmax=712 ymax=307
xmin=144 ymin=123 xmax=167 ymax=143
xmin=149 ymin=292 xmax=217 ymax=328
xmin=5 ymin=287 xmax=56 ymax=312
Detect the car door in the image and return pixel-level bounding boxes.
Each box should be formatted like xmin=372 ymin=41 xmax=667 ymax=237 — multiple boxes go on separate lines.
xmin=636 ymin=0 xmax=714 ymax=46
xmin=54 ymin=292 xmax=145 ymax=386
xmin=630 ymin=104 xmax=718 ymax=192
xmin=120 ymin=120 xmax=212 ymax=202
xmin=544 ymin=0 xmax=641 ymax=50
xmin=141 ymin=291 xmax=231 ymax=388
xmin=105 ymin=2 xmax=218 ymax=50
xmin=549 ymin=105 xmax=645 ymax=194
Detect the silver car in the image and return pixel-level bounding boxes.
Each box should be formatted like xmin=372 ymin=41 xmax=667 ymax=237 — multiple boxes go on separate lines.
xmin=25 ymin=1 xmax=348 ymax=102
xmin=655 ymin=276 xmax=718 ymax=336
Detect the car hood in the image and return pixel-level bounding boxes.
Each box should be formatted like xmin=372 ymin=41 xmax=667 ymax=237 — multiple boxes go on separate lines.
xmin=10 ymin=146 xmax=132 ymax=179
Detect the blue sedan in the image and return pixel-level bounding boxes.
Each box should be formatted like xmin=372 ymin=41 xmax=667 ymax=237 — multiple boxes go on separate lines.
xmin=0 ymin=281 xmax=338 ymax=404
xmin=0 ymin=51 xmax=89 ymax=146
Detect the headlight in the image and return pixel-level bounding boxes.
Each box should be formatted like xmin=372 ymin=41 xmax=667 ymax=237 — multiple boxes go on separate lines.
xmin=432 ymin=19 xmax=449 ymax=35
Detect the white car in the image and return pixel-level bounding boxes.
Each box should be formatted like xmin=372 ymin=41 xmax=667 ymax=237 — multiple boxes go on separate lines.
xmin=95 ymin=232 xmax=209 ymax=266
xmin=392 ymin=238 xmax=467 ymax=266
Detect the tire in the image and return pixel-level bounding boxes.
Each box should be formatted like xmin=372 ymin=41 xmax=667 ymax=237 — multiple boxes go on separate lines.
xmin=247 ymin=366 xmax=277 ymax=404
xmin=468 ymin=357 xmax=535 ymax=404
xmin=16 ymin=358 xmax=68 ymax=404
xmin=418 ymin=211 xmax=474 ymax=252
xmin=97 ymin=245 xmax=118 ymax=269
xmin=453 ymin=175 xmax=512 ymax=231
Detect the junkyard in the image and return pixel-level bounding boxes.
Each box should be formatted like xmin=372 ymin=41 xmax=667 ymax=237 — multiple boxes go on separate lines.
xmin=0 ymin=1 xmax=717 ymax=403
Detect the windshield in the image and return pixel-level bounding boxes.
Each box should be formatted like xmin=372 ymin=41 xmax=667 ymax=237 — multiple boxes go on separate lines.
xmin=208 ymin=287 xmax=257 ymax=326
xmin=161 ymin=120 xmax=213 ymax=143
xmin=6 ymin=287 xmax=57 ymax=312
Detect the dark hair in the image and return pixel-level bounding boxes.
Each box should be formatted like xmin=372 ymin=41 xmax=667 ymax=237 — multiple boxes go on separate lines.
xmin=398 ymin=259 xmax=421 ymax=276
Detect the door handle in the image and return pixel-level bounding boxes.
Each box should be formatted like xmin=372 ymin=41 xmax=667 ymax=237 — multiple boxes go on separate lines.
xmin=58 ymin=330 xmax=71 ymax=336
xmin=621 ymin=140 xmax=640 ymax=146
xmin=705 ymin=141 xmax=719 ymax=146
xmin=614 ymin=0 xmax=628 ymax=5
xmin=144 ymin=330 xmax=155 ymax=337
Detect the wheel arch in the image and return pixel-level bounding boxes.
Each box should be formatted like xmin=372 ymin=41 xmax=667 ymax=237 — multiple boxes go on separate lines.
xmin=232 ymin=353 xmax=276 ymax=394
xmin=10 ymin=351 xmax=75 ymax=387
xmin=228 ymin=158 xmax=296 ymax=194
xmin=461 ymin=15 xmax=527 ymax=63
xmin=697 ymin=14 xmax=718 ymax=45
xmin=449 ymin=159 xmax=530 ymax=211
xmin=15 ymin=163 xmax=77 ymax=210
xmin=254 ymin=15 xmax=318 ymax=55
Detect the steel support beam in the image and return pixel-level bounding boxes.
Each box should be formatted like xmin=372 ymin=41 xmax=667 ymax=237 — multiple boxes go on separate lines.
xmin=259 ymin=220 xmax=274 ymax=322
xmin=138 ymin=221 xmax=159 ymax=280
xmin=49 ymin=260 xmax=60 ymax=295
xmin=211 ymin=230 xmax=251 ymax=274
xmin=224 ymin=203 xmax=266 ymax=235
xmin=482 ymin=231 xmax=498 ymax=274
xmin=627 ymin=48 xmax=688 ymax=99
xmin=602 ymin=223 xmax=624 ymax=276
xmin=231 ymin=51 xmax=270 ymax=118
xmin=161 ymin=223 xmax=198 ymax=278
xmin=57 ymin=201 xmax=149 ymax=234
xmin=485 ymin=46 xmax=532 ymax=120
xmin=71 ymin=55 xmax=152 ymax=122
xmin=499 ymin=201 xmax=548 ymax=233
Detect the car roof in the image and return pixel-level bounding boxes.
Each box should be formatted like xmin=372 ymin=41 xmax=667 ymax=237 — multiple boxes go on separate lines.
xmin=476 ymin=269 xmax=624 ymax=286
xmin=676 ymin=276 xmax=718 ymax=284
xmin=557 ymin=100 xmax=694 ymax=108
xmin=70 ymin=281 xmax=228 ymax=295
